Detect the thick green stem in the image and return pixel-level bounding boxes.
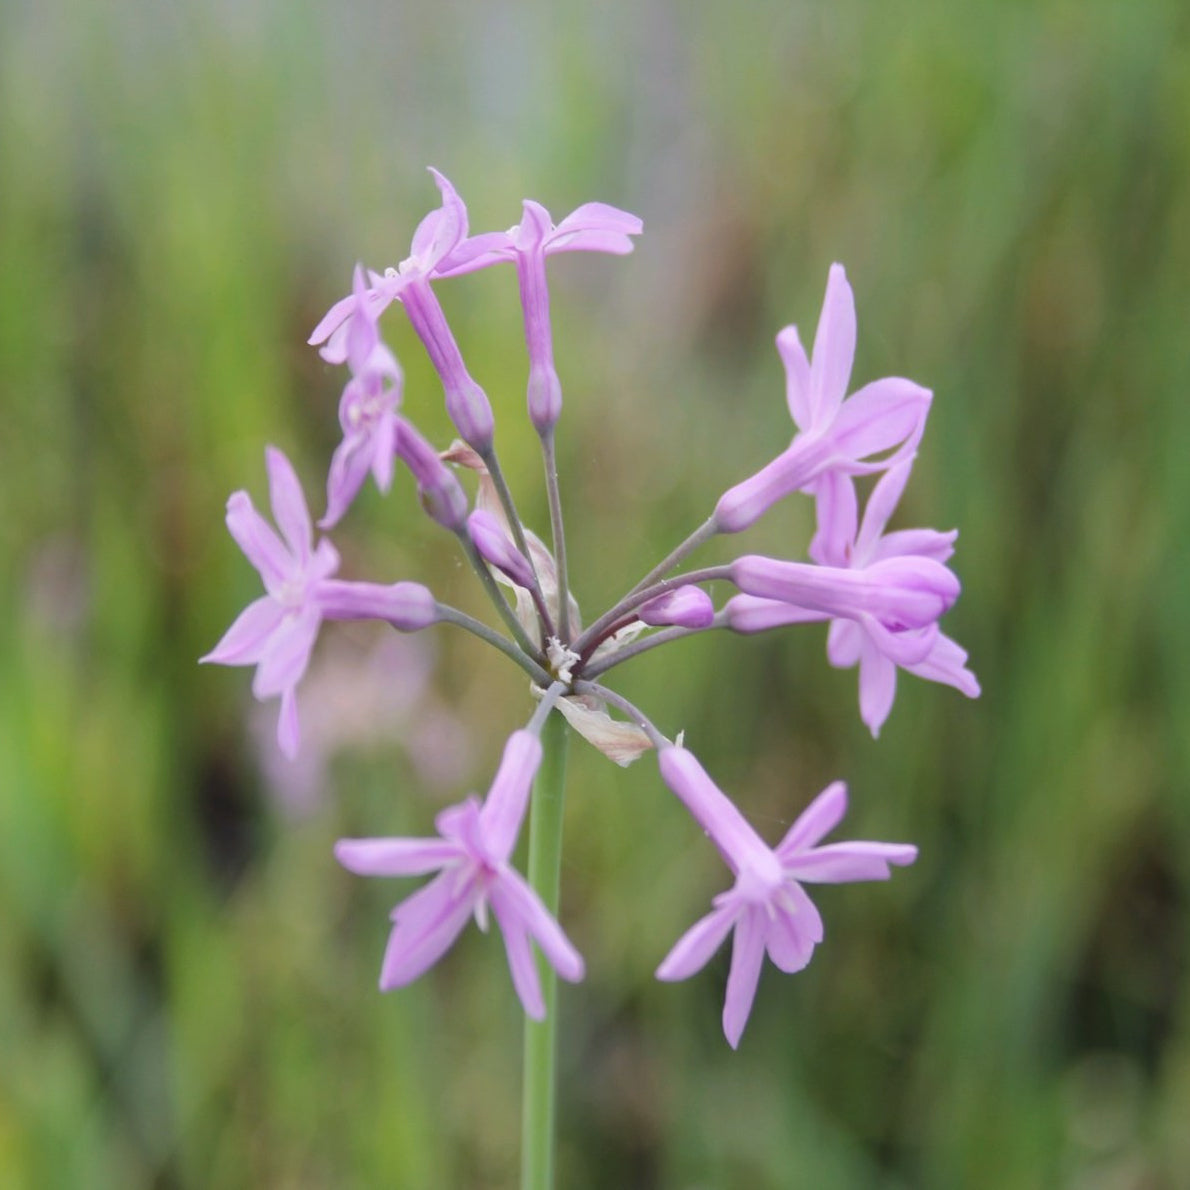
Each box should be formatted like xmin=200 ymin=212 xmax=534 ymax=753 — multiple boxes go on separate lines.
xmin=520 ymin=711 xmax=570 ymax=1190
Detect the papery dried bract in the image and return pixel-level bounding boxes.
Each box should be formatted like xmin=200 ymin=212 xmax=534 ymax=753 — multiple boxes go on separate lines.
xmin=554 ymin=693 xmax=653 ymax=766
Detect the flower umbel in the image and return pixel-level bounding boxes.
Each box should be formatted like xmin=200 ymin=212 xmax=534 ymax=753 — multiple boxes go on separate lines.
xmin=209 ymin=175 xmax=975 ymax=1125
xmin=655 ymin=746 xmax=917 ymax=1047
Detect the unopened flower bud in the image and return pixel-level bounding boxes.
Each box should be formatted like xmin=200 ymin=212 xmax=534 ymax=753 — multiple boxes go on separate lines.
xmin=468 ymin=509 xmax=536 ymax=588
xmin=395 ymin=417 xmax=468 ymax=530
xmin=638 ymin=585 xmax=715 ymax=629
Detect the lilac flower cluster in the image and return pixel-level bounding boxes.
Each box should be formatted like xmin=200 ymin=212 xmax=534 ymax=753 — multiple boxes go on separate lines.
xmin=204 ymin=170 xmax=978 ymax=1047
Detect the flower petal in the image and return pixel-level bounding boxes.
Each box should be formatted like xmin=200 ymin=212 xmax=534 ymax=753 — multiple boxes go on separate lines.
xmin=552 ymin=201 xmax=643 ymax=239
xmin=777 ymin=781 xmax=849 ymax=857
xmin=435 ymin=231 xmax=516 ymax=277
xmin=410 ymin=168 xmax=468 ymax=268
xmin=345 ymin=264 xmax=379 ymax=375
xmin=857 ymin=633 xmax=898 ymax=737
xmin=855 ymin=459 xmax=913 ymax=557
xmin=656 ymin=903 xmax=738 ymax=982
xmin=201 ymin=595 xmax=284 ymax=666
xmin=370 ymin=415 xmax=398 ymax=492
xmin=826 ymin=617 xmax=862 ymax=668
xmin=225 ymin=491 xmax=292 ymax=592
xmin=826 ymin=377 xmax=931 ymax=467
xmin=321 ymin=433 xmax=375 ymax=529
xmin=860 ymin=615 xmax=938 ymax=666
xmin=316 ymin=579 xmax=437 ymax=630
xmin=309 ymin=289 xmax=357 ymax=349
xmin=905 ymin=631 xmax=981 ymax=698
xmin=276 ymin=685 xmax=301 ymax=760
xmin=492 ymin=870 xmax=585 ymax=983
xmin=764 ymin=884 xmax=823 ymax=972
xmin=545 ymin=229 xmax=637 ymax=255
xmin=334 ymin=837 xmax=461 ymax=877
xmin=723 ymin=907 xmax=767 ymax=1048
xmin=265 ymin=447 xmax=312 ymax=564
xmin=784 ymin=841 xmax=918 ymax=883
xmin=809 ymin=264 xmax=856 ymax=422
xmin=380 ymin=871 xmax=476 ymax=989
xmin=479 ymin=731 xmax=543 ymax=860
xmin=776 ymin=324 xmax=813 ymax=431
xmin=251 ymin=603 xmax=320 ymax=699
xmin=489 ymin=892 xmax=545 ymax=1019
xmin=808 ymin=469 xmax=857 ymax=567
xmin=872 ymin=527 xmax=957 ymax=565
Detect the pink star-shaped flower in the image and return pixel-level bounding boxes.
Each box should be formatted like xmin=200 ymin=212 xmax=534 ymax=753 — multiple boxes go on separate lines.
xmin=727 ymin=460 xmax=979 ymax=735
xmin=714 ymin=264 xmax=932 ymax=533
xmin=203 ymin=447 xmax=436 ymax=757
xmin=310 ymin=169 xmax=494 ymax=449
xmin=321 ymin=265 xmax=404 ymax=528
xmin=440 ymin=198 xmax=641 ymax=429
xmin=336 ymin=730 xmax=585 ymax=1019
xmin=655 ymin=746 xmax=916 ymax=1047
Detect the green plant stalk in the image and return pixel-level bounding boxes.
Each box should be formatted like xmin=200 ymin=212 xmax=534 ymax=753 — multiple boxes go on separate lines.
xmin=520 ymin=710 xmax=570 ymax=1190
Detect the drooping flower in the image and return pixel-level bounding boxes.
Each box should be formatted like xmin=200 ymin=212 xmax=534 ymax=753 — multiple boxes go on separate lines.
xmin=202 ymin=447 xmax=437 ymax=758
xmin=309 ymin=169 xmax=495 ymax=450
xmin=321 ymin=265 xmax=404 ymax=529
xmin=714 ymin=264 xmax=931 ymax=533
xmin=655 ymin=746 xmax=916 ymax=1047
xmin=439 ymin=199 xmax=642 ymax=430
xmin=726 ymin=460 xmax=979 ymax=735
xmin=335 ymin=730 xmax=585 ymax=1018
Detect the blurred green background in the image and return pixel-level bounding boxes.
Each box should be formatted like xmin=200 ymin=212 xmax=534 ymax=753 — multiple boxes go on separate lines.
xmin=2 ymin=0 xmax=1188 ymax=1186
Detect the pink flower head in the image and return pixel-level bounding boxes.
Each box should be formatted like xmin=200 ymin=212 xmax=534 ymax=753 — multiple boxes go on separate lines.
xmin=714 ymin=264 xmax=932 ymax=532
xmin=655 ymin=746 xmax=916 ymax=1048
xmin=203 ymin=447 xmax=437 ymax=758
xmin=439 ymin=198 xmax=642 ymax=431
xmin=727 ymin=460 xmax=979 ymax=735
xmin=321 ymin=265 xmax=404 ymax=528
xmin=309 ymin=169 xmax=494 ymax=450
xmin=335 ymin=731 xmax=585 ymax=1018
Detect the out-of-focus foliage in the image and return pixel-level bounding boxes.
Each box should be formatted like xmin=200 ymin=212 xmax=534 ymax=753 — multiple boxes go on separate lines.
xmin=1 ymin=0 xmax=1187 ymax=1186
